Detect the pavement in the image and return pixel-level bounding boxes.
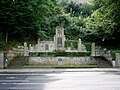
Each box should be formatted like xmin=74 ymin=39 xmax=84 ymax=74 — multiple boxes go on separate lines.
xmin=0 ymin=68 xmax=120 ymax=73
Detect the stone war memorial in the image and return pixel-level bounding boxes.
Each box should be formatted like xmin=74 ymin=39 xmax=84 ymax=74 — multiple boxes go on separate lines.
xmin=0 ymin=27 xmax=118 ymax=68
xmin=29 ymin=26 xmax=86 ymax=52
xmin=24 ymin=26 xmax=95 ymax=66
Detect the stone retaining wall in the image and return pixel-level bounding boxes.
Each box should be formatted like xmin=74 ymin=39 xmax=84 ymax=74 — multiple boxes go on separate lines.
xmin=29 ymin=57 xmax=92 ymax=65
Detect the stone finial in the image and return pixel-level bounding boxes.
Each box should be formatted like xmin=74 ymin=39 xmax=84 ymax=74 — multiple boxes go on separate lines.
xmin=24 ymin=42 xmax=27 ymax=47
xmin=24 ymin=42 xmax=29 ymax=56
xmin=79 ymin=38 xmax=81 ymax=41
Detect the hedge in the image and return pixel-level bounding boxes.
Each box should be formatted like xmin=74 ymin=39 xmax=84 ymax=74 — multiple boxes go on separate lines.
xmin=29 ymin=51 xmax=91 ymax=57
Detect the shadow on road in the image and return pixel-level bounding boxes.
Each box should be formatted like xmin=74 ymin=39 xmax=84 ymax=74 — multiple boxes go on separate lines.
xmin=0 ymin=71 xmax=62 ymax=90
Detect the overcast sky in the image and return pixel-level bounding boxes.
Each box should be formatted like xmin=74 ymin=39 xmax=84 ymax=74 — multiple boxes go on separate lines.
xmin=74 ymin=0 xmax=92 ymax=4
xmin=57 ymin=0 xmax=92 ymax=4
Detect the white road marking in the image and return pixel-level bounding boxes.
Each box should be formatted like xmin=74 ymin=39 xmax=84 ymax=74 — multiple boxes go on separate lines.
xmin=6 ymin=77 xmax=15 ymax=79
xmin=0 ymin=80 xmax=29 ymax=83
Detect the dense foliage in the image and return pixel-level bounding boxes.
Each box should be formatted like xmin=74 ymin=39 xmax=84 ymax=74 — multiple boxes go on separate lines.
xmin=0 ymin=0 xmax=55 ymax=42
xmin=86 ymin=0 xmax=120 ymax=47
xmin=0 ymin=0 xmax=35 ymax=42
xmin=0 ymin=0 xmax=120 ymax=50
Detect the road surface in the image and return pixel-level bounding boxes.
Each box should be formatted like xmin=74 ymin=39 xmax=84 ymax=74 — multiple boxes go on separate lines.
xmin=0 ymin=68 xmax=120 ymax=90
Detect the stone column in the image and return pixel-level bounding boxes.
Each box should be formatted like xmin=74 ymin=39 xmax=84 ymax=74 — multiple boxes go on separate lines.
xmin=115 ymin=53 xmax=120 ymax=67
xmin=24 ymin=42 xmax=29 ymax=56
xmin=78 ymin=38 xmax=82 ymax=52
xmin=37 ymin=39 xmax=41 ymax=52
xmin=54 ymin=35 xmax=57 ymax=50
xmin=61 ymin=27 xmax=65 ymax=50
xmin=0 ymin=52 xmax=4 ymax=68
xmin=91 ymin=42 xmax=95 ymax=56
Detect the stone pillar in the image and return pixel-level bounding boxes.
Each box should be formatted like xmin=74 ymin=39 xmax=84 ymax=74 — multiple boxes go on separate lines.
xmin=29 ymin=44 xmax=34 ymax=52
xmin=24 ymin=42 xmax=29 ymax=56
xmin=112 ymin=60 xmax=116 ymax=67
xmin=54 ymin=35 xmax=57 ymax=50
xmin=0 ymin=52 xmax=4 ymax=68
xmin=78 ymin=38 xmax=82 ymax=52
xmin=91 ymin=42 xmax=95 ymax=56
xmin=115 ymin=53 xmax=120 ymax=66
xmin=62 ymin=27 xmax=66 ymax=50
xmin=37 ymin=39 xmax=41 ymax=52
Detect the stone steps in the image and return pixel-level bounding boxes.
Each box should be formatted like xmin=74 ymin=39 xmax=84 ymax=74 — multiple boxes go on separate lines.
xmin=7 ymin=56 xmax=28 ymax=69
xmin=94 ymin=56 xmax=113 ymax=68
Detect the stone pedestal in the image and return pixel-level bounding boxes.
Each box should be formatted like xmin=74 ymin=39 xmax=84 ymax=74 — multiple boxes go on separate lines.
xmin=91 ymin=42 xmax=95 ymax=56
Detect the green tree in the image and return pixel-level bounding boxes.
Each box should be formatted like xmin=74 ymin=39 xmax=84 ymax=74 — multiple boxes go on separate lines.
xmin=0 ymin=0 xmax=35 ymax=42
xmin=86 ymin=0 xmax=120 ymax=47
xmin=64 ymin=2 xmax=92 ymax=17
xmin=0 ymin=0 xmax=56 ymax=42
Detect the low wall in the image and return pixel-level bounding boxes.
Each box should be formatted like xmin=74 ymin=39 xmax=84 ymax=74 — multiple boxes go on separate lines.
xmin=29 ymin=56 xmax=92 ymax=65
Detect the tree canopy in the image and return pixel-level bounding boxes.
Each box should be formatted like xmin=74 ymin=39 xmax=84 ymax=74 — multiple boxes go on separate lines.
xmin=0 ymin=0 xmax=120 ymax=49
xmin=86 ymin=0 xmax=120 ymax=47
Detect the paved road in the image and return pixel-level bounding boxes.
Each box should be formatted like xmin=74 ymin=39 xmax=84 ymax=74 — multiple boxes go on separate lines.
xmin=0 ymin=69 xmax=120 ymax=90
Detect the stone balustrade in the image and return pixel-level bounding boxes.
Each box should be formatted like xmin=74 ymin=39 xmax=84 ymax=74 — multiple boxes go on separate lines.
xmin=90 ymin=43 xmax=120 ymax=67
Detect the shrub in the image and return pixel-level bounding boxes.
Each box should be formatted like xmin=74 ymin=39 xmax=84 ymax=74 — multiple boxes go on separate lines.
xmin=65 ymin=40 xmax=78 ymax=49
xmin=84 ymin=42 xmax=91 ymax=51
